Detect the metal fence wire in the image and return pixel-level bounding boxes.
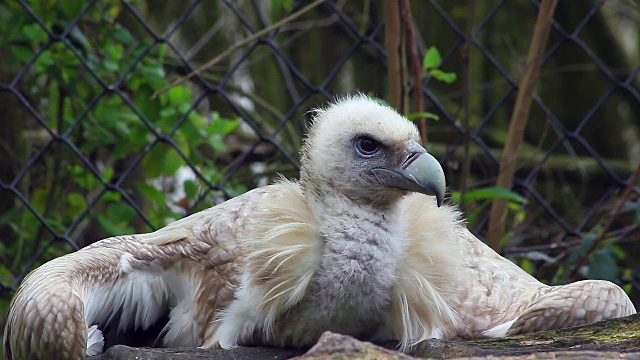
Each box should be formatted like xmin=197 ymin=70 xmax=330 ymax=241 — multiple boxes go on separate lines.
xmin=1 ymin=0 xmax=639 ymax=312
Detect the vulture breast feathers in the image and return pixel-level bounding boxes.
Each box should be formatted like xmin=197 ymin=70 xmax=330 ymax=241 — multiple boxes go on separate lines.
xmin=4 ymin=95 xmax=636 ymax=359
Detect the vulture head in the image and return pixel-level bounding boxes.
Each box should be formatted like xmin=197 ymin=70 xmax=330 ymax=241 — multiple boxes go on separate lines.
xmin=300 ymin=95 xmax=446 ymax=207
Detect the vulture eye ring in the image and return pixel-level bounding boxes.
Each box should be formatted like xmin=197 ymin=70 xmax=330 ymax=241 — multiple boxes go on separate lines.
xmin=354 ymin=136 xmax=381 ymax=157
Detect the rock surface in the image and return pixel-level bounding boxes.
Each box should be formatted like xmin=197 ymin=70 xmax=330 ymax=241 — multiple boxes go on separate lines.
xmin=94 ymin=313 xmax=640 ymax=359
xmin=94 ymin=345 xmax=305 ymax=359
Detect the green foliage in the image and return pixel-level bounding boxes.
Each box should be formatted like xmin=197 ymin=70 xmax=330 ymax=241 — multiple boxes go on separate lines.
xmin=552 ymin=198 xmax=639 ymax=286
xmin=407 ymin=112 xmax=440 ymax=121
xmin=366 ymin=93 xmax=441 ymax=122
xmin=454 ymin=186 xmax=527 ymax=204
xmin=0 ymin=1 xmax=242 ymax=292
xmin=451 ymin=186 xmax=527 ymax=228
xmin=271 ymin=0 xmax=293 ymax=11
xmin=422 ymin=46 xmax=457 ymax=84
xmin=402 ymin=46 xmax=458 ymax=122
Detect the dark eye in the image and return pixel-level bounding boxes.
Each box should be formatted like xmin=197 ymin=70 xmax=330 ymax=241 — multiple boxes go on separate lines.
xmin=354 ymin=136 xmax=381 ymax=157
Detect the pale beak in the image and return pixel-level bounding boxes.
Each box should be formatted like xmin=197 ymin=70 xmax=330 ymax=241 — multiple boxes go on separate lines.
xmin=372 ymin=141 xmax=446 ymax=206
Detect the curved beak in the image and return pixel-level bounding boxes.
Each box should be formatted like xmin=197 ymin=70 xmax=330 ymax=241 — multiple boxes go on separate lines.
xmin=371 ymin=141 xmax=446 ymax=206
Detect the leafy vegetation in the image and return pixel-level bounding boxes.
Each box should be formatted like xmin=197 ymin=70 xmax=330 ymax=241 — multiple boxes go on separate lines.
xmin=422 ymin=46 xmax=457 ymax=84
xmin=0 ymin=1 xmax=243 ymax=292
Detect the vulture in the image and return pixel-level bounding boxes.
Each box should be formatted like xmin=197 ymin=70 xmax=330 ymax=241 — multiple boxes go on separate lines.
xmin=4 ymin=95 xmax=636 ymax=360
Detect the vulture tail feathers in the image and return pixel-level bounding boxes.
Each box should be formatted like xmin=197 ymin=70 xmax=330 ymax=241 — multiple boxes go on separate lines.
xmin=481 ymin=319 xmax=517 ymax=338
xmin=85 ymin=325 xmax=105 ymax=356
xmin=4 ymin=235 xmax=179 ymax=359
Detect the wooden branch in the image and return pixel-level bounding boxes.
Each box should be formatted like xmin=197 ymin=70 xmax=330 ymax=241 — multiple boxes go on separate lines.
xmin=569 ymin=163 xmax=640 ymax=279
xmin=426 ymin=142 xmax=638 ymax=179
xmin=487 ymin=0 xmax=558 ymax=252
xmin=151 ymin=0 xmax=326 ymax=99
xmin=399 ymin=0 xmax=427 ymax=143
xmin=384 ymin=0 xmax=407 ymax=113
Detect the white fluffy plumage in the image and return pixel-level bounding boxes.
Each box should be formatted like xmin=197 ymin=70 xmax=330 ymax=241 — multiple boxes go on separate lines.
xmin=4 ymin=95 xmax=636 ymax=360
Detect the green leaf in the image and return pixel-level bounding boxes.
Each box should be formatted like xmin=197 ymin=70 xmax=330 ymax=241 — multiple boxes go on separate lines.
xmin=466 ymin=200 xmax=490 ymax=227
xmin=96 ymin=213 xmax=134 ymax=236
xmin=441 ymin=72 xmax=456 ymax=84
xmin=102 ymin=192 xmax=122 ymax=203
xmin=450 ymin=190 xmax=461 ymax=204
xmin=103 ymin=60 xmax=119 ymax=72
xmin=180 ymin=114 xmax=207 ymax=141
xmin=67 ymin=26 xmax=92 ymax=55
xmin=143 ymin=145 xmax=168 ymax=178
xmin=61 ymin=0 xmax=85 ymax=19
xmin=184 ymin=179 xmax=199 ymax=200
xmin=567 ymin=234 xmax=596 ymax=263
xmin=128 ymin=125 xmax=150 ymax=149
xmin=105 ymin=43 xmax=124 ymax=61
xmin=624 ymin=283 xmax=632 ymax=293
xmin=462 ymin=186 xmax=527 ymax=204
xmin=31 ymin=187 xmax=50 ymax=213
xmin=23 ymin=23 xmax=48 ymax=42
xmin=67 ymin=192 xmax=87 ymax=210
xmin=113 ymin=27 xmax=134 ymax=45
xmin=11 ymin=46 xmax=34 ymax=62
xmin=609 ymin=244 xmax=626 ymax=260
xmin=209 ymin=134 xmax=225 ymax=152
xmin=136 ymin=182 xmax=166 ymax=207
xmin=422 ymin=46 xmax=442 ymax=70
xmin=587 ymin=249 xmax=619 ymax=282
xmin=173 ymin=133 xmax=191 ymax=158
xmin=407 ymin=112 xmax=439 ymax=121
xmin=163 ymin=148 xmax=184 ymax=176
xmin=429 ymin=69 xmax=457 ymax=84
xmin=134 ymin=62 xmax=167 ymax=91
xmin=38 ymin=50 xmax=55 ymax=67
xmin=114 ymin=120 xmax=131 ymax=136
xmin=106 ymin=203 xmax=137 ymax=224
xmin=143 ymin=144 xmax=185 ymax=177
xmin=272 ymin=0 xmax=293 ymax=11
xmin=208 ymin=116 xmax=240 ymax=135
xmin=163 ymin=85 xmax=191 ymax=106
xmin=159 ymin=107 xmax=176 ymax=118
xmin=102 ymin=167 xmax=114 ymax=182
xmin=519 ymin=258 xmax=533 ymax=274
xmin=135 ymin=87 xmax=161 ymax=123
xmin=366 ymin=93 xmax=389 ymax=107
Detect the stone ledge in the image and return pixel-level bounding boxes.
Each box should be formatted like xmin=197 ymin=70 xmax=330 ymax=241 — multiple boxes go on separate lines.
xmin=94 ymin=313 xmax=640 ymax=359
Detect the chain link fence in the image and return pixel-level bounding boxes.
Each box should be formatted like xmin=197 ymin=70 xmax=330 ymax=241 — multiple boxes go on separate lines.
xmin=1 ymin=0 xmax=639 ymax=313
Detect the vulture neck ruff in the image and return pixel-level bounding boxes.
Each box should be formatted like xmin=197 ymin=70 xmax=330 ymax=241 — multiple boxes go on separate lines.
xmin=310 ymin=187 xmax=404 ymax=335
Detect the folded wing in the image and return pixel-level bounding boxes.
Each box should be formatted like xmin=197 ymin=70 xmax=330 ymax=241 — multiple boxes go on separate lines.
xmin=3 ymin=186 xmax=279 ymax=359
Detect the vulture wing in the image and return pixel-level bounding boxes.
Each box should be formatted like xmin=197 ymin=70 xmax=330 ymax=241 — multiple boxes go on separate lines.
xmin=4 ymin=185 xmax=281 ymax=359
xmin=449 ymin=227 xmax=636 ymax=339
xmin=392 ymin=194 xmax=635 ymax=343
